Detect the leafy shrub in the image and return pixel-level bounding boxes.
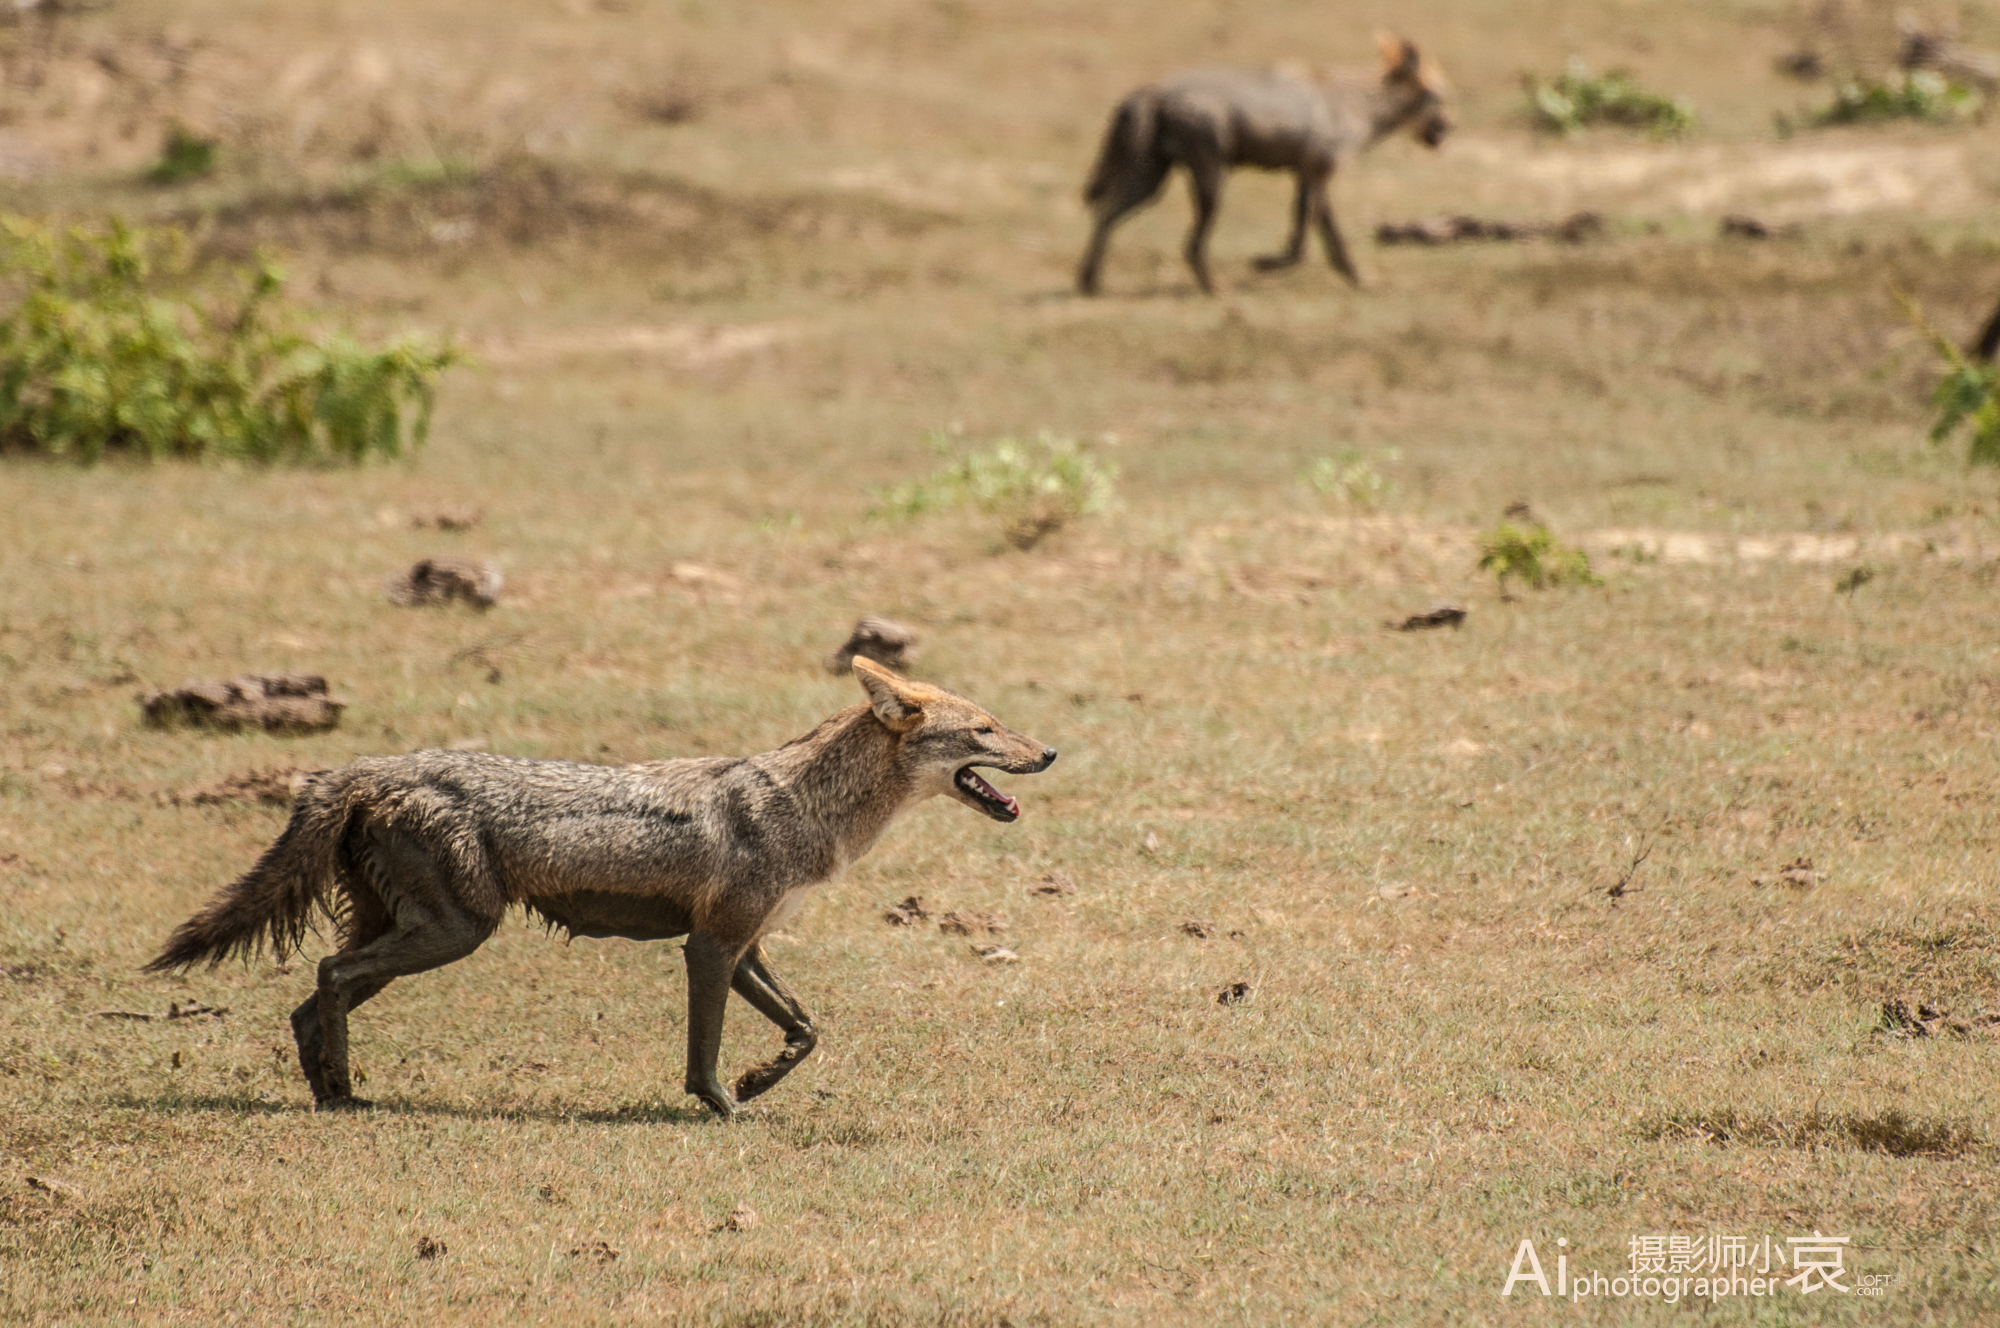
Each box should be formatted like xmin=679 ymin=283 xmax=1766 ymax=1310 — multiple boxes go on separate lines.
xmin=1811 ymin=71 xmax=1980 ymax=126
xmin=1477 ymin=522 xmax=1601 ymax=590
xmin=1301 ymin=448 xmax=1398 ymax=509
xmin=872 ymin=431 xmax=1117 ymax=549
xmin=1902 ymin=293 xmax=2000 ymax=467
xmin=148 ymin=126 xmax=218 ymax=185
xmin=1525 ymin=59 xmax=1694 ymax=136
xmin=0 ymin=218 xmax=455 ymax=464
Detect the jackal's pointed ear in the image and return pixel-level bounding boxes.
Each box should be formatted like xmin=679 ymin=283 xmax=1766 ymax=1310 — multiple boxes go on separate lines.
xmin=1376 ymin=30 xmax=1420 ymax=78
xmin=853 ymin=656 xmax=925 ymax=732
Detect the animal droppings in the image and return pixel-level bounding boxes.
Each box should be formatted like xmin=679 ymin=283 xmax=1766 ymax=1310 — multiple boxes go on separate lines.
xmin=141 ymin=674 xmax=345 ymax=735
xmin=171 ymin=766 xmax=323 ymax=807
xmin=882 ymin=896 xmax=929 ymax=926
xmin=25 ymin=1175 xmax=84 ymax=1201
xmin=409 ymin=504 xmax=483 ymax=531
xmin=1376 ymin=211 xmax=1602 ymax=246
xmin=937 ymin=909 xmax=1007 ymax=936
xmin=415 ymin=1236 xmax=447 ymax=1260
xmin=1390 ymin=603 xmax=1467 ymax=631
xmin=385 ymin=557 xmax=503 ymax=609
xmin=1029 ymin=872 xmax=1076 ymax=897
xmin=1720 ymin=214 xmax=1772 ymax=239
xmin=569 ymin=1240 xmax=619 ymax=1263
xmin=1180 ymin=919 xmax=1217 ymax=939
xmin=1216 ymin=981 xmax=1253 ymax=1005
xmin=725 ymin=1204 xmax=759 ymax=1231
xmin=824 ymin=615 xmax=917 ymax=674
xmin=1751 ymin=857 xmax=1821 ymax=889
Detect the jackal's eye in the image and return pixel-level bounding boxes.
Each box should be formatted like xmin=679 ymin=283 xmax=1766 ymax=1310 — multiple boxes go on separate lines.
xmin=975 ymin=725 xmax=994 ymax=736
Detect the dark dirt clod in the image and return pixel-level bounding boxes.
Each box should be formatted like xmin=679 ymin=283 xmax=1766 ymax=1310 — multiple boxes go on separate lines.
xmin=385 ymin=557 xmax=503 ymax=608
xmin=882 ymin=895 xmax=929 ymax=926
xmin=416 ymin=1236 xmax=447 ymax=1260
xmin=1029 ymin=872 xmax=1076 ymax=898
xmin=171 ymin=765 xmax=323 ymax=807
xmin=1216 ymin=981 xmax=1253 ymax=1006
xmin=1752 ymin=856 xmax=1821 ymax=889
xmin=140 ymin=674 xmax=344 ymax=734
xmin=1720 ymin=214 xmax=1772 ymax=240
xmin=1180 ymin=919 xmax=1217 ymax=939
xmin=570 ymin=1240 xmax=619 ymax=1263
xmin=409 ymin=505 xmax=483 ymax=531
xmin=1376 ymin=211 xmax=1601 ymax=246
xmin=937 ymin=909 xmax=1007 ymax=937
xmin=824 ymin=615 xmax=916 ymax=674
xmin=1390 ymin=604 xmax=1467 ymax=632
xmin=1879 ymin=995 xmax=2000 ymax=1039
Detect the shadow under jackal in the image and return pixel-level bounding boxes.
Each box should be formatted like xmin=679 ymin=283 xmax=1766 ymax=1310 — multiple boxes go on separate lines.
xmin=148 ymin=659 xmax=1056 ymax=1118
xmin=1077 ymin=32 xmax=1452 ymax=296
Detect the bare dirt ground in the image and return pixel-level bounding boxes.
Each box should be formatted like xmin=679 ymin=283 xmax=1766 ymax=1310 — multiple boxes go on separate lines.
xmin=4 ymin=0 xmax=2000 ymax=1323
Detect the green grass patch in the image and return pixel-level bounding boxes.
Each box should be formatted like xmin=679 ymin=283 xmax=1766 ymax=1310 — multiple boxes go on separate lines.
xmin=0 ymin=218 xmax=455 ymax=464
xmin=1524 ymin=59 xmax=1694 ymax=136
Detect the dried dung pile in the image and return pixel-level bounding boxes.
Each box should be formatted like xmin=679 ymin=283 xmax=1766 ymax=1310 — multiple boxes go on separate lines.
xmin=825 ymin=616 xmax=915 ymax=673
xmin=386 ymin=557 xmax=503 ymax=608
xmin=141 ymin=674 xmax=344 ymax=734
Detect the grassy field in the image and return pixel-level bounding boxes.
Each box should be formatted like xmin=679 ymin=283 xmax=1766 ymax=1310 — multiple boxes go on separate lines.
xmin=5 ymin=0 xmax=2000 ymax=1322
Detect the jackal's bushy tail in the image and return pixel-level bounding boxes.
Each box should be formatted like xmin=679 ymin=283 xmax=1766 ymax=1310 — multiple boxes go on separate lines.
xmin=1083 ymin=90 xmax=1159 ymax=206
xmin=145 ymin=773 xmax=358 ymax=972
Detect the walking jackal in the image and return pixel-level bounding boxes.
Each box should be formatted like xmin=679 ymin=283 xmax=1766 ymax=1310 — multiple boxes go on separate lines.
xmin=1077 ymin=32 xmax=1452 ymax=296
xmin=148 ymin=659 xmax=1056 ymax=1119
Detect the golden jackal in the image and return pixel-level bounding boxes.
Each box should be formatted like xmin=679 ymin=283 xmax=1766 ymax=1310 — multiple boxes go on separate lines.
xmin=148 ymin=659 xmax=1056 ymax=1119
xmin=1077 ymin=32 xmax=1452 ymax=296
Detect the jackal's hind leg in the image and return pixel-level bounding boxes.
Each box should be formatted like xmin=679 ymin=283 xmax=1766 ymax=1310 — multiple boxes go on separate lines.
xmin=683 ymin=931 xmax=742 ymax=1120
xmin=1313 ymin=179 xmax=1361 ymax=287
xmin=312 ymin=823 xmax=496 ymax=1109
xmin=1181 ymin=155 xmax=1225 ymax=295
xmin=1077 ymin=157 xmax=1171 ymax=295
xmin=290 ymin=982 xmax=385 ymax=1103
xmin=1252 ymin=171 xmax=1317 ymax=272
xmin=730 ymin=945 xmax=818 ymax=1103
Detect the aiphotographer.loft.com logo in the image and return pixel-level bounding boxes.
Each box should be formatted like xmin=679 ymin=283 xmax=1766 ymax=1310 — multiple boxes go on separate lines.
xmin=1503 ymin=1232 xmax=1901 ymax=1303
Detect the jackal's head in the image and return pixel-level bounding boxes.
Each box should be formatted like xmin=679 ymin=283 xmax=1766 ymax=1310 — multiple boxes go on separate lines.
xmin=853 ymin=657 xmax=1056 ymax=823
xmin=1376 ymin=31 xmax=1453 ymax=148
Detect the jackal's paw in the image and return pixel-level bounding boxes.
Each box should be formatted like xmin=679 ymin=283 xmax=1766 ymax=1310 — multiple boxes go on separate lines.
xmin=314 ymin=1095 xmax=376 ymax=1113
xmin=1252 ymin=253 xmax=1302 ymax=272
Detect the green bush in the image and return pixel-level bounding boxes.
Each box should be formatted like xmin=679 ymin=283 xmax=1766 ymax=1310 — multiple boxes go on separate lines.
xmin=1301 ymin=448 xmax=1397 ymax=509
xmin=1812 ymin=71 xmax=1980 ymax=126
xmin=0 ymin=218 xmax=456 ymax=464
xmin=148 ymin=126 xmax=218 ymax=185
xmin=1525 ymin=59 xmax=1694 ymax=136
xmin=1902 ymin=293 xmax=2000 ymax=467
xmin=1477 ymin=522 xmax=1602 ymax=590
xmin=871 ymin=430 xmax=1117 ymax=549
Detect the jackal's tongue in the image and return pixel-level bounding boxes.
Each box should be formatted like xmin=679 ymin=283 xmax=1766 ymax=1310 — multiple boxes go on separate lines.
xmin=956 ymin=767 xmax=1020 ymax=815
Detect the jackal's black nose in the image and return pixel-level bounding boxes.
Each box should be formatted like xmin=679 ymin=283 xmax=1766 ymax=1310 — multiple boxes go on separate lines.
xmin=1041 ymin=747 xmax=1058 ymax=764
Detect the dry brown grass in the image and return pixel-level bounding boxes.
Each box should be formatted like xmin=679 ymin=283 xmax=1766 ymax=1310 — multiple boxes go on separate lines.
xmin=4 ymin=0 xmax=2000 ymax=1323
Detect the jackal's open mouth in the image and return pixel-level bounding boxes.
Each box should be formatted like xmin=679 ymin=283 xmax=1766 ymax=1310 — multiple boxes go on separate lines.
xmin=956 ymin=766 xmax=1021 ymax=822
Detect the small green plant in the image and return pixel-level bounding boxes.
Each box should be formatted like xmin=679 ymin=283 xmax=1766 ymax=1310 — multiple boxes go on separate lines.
xmin=0 ymin=218 xmax=455 ymax=464
xmin=871 ymin=430 xmax=1117 ymax=549
xmin=148 ymin=126 xmax=218 ymax=185
xmin=1477 ymin=521 xmax=1602 ymax=590
xmin=1525 ymin=59 xmax=1694 ymax=136
xmin=1301 ymin=448 xmax=1398 ymax=509
xmin=1811 ymin=71 xmax=1980 ymax=126
xmin=1900 ymin=293 xmax=2000 ymax=467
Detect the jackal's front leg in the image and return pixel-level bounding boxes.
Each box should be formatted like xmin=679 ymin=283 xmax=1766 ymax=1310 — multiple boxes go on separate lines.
xmin=730 ymin=945 xmax=818 ymax=1102
xmin=682 ymin=932 xmax=740 ymax=1119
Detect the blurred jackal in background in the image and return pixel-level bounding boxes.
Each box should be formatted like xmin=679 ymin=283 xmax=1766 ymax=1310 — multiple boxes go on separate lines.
xmin=149 ymin=659 xmax=1056 ymax=1119
xmin=1077 ymin=32 xmax=1452 ymax=296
